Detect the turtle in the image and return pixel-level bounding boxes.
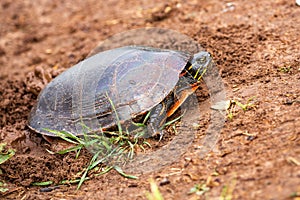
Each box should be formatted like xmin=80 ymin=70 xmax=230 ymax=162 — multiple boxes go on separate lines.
xmin=28 ymin=46 xmax=212 ymax=138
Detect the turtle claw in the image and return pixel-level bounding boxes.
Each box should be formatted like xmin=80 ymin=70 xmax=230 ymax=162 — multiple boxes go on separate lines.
xmin=158 ymin=130 xmax=165 ymax=141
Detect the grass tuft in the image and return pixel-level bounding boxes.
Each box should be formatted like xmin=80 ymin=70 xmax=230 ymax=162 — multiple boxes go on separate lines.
xmin=0 ymin=143 xmax=15 ymax=165
xmin=188 ymin=182 xmax=210 ymax=196
xmin=226 ymin=97 xmax=256 ymax=119
xmin=40 ymin=93 xmax=182 ymax=189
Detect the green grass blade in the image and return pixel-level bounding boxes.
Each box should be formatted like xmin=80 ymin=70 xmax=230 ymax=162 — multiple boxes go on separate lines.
xmin=44 ymin=129 xmax=81 ymax=144
xmin=145 ymin=178 xmax=164 ymax=200
xmin=0 ymin=143 xmax=15 ymax=164
xmin=143 ymin=111 xmax=151 ymax=125
xmin=57 ymin=144 xmax=83 ymax=154
xmin=77 ymin=151 xmax=101 ymax=190
xmin=161 ymin=114 xmax=183 ymax=129
xmin=95 ymin=166 xmax=114 ymax=176
xmin=32 ymin=181 xmax=53 ymax=186
xmin=60 ymin=177 xmax=90 ymax=185
xmin=114 ymin=166 xmax=138 ymax=179
xmin=105 ymin=92 xmax=123 ymax=135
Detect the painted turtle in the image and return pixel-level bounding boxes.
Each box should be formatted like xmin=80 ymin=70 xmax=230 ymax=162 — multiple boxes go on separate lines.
xmin=28 ymin=46 xmax=212 ymax=138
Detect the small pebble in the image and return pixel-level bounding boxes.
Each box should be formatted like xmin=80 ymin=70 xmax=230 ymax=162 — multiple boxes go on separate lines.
xmin=159 ymin=177 xmax=170 ymax=186
xmin=246 ymin=135 xmax=256 ymax=141
xmin=40 ymin=186 xmax=60 ymax=192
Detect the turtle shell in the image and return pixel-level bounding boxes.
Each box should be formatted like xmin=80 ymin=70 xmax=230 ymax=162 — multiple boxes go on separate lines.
xmin=28 ymin=46 xmax=192 ymax=136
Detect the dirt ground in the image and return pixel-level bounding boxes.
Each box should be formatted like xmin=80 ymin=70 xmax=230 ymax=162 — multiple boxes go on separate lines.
xmin=0 ymin=0 xmax=300 ymax=199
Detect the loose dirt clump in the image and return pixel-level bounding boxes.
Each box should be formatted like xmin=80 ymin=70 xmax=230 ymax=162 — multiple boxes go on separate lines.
xmin=1 ymin=152 xmax=90 ymax=187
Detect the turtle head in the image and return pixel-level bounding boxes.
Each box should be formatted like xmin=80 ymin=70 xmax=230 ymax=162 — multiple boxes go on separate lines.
xmin=188 ymin=51 xmax=212 ymax=81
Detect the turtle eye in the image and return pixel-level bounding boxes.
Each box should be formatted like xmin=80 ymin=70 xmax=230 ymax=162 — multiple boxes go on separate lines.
xmin=197 ymin=56 xmax=207 ymax=64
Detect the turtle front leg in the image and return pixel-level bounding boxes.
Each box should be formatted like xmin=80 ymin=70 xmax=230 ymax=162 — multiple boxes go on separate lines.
xmin=146 ymin=96 xmax=174 ymax=139
xmin=145 ymin=75 xmax=201 ymax=139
